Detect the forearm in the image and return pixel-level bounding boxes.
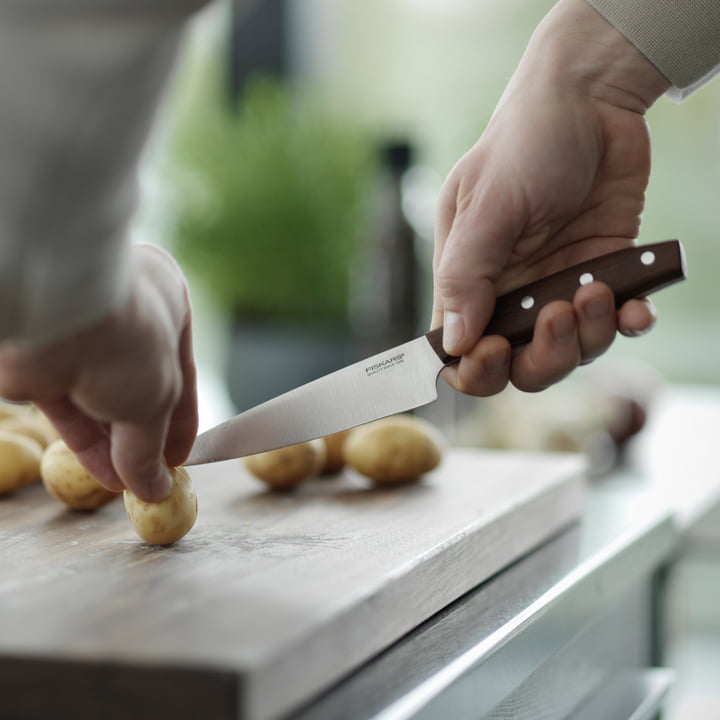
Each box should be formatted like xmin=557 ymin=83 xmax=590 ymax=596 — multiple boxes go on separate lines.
xmin=587 ymin=0 xmax=720 ymax=100
xmin=0 ymin=4 xmax=202 ymax=347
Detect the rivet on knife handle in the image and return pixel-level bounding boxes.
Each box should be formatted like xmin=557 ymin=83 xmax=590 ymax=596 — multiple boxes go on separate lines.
xmin=426 ymin=239 xmax=687 ymax=365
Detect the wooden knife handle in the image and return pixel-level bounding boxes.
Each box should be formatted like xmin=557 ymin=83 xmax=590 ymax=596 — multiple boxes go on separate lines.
xmin=426 ymin=239 xmax=687 ymax=365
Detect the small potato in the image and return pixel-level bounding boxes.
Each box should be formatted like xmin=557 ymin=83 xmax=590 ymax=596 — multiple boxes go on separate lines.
xmin=0 ymin=415 xmax=56 ymax=450
xmin=344 ymin=415 xmax=445 ymax=485
xmin=321 ymin=430 xmax=352 ymax=475
xmin=0 ymin=430 xmax=43 ymax=495
xmin=28 ymin=407 xmax=60 ymax=443
xmin=124 ymin=466 xmax=198 ymax=545
xmin=0 ymin=400 xmax=31 ymax=422
xmin=41 ymin=439 xmax=120 ymax=510
xmin=245 ymin=439 xmax=326 ymax=489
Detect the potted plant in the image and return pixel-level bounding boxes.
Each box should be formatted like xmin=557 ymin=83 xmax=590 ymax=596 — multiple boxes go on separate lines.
xmin=168 ymin=73 xmax=375 ymax=410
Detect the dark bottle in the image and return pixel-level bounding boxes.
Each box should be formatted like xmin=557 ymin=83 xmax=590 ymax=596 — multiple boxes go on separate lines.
xmin=352 ymin=140 xmax=421 ymax=355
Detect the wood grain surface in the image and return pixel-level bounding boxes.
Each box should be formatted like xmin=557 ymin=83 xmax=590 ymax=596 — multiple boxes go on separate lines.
xmin=0 ymin=448 xmax=586 ymax=720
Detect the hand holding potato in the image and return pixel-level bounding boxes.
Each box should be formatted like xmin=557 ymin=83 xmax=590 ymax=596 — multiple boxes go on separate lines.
xmin=0 ymin=244 xmax=199 ymax=504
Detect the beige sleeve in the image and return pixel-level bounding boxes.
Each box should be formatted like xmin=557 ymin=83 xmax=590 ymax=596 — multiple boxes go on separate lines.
xmin=587 ymin=0 xmax=720 ymax=100
xmin=0 ymin=2 xmax=206 ymax=346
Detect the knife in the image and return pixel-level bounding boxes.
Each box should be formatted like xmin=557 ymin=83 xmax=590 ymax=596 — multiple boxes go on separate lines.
xmin=186 ymin=239 xmax=686 ymax=465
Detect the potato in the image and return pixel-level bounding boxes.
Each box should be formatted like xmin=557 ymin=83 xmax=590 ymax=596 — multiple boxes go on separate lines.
xmin=245 ymin=439 xmax=326 ymax=489
xmin=0 ymin=414 xmax=56 ymax=449
xmin=28 ymin=407 xmax=60 ymax=442
xmin=321 ymin=429 xmax=351 ymax=474
xmin=41 ymin=438 xmax=120 ymax=510
xmin=344 ymin=415 xmax=445 ymax=485
xmin=123 ymin=466 xmax=198 ymax=545
xmin=0 ymin=430 xmax=43 ymax=495
xmin=0 ymin=400 xmax=31 ymax=422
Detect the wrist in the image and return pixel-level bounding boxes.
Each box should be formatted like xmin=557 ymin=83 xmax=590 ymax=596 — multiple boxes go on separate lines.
xmin=523 ymin=0 xmax=671 ymax=112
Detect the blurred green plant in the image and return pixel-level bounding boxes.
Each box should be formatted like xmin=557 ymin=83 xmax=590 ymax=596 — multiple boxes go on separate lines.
xmin=169 ymin=74 xmax=374 ymax=326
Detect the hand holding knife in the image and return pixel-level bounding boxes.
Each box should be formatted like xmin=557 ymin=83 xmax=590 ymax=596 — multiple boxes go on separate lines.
xmin=186 ymin=240 xmax=686 ymax=466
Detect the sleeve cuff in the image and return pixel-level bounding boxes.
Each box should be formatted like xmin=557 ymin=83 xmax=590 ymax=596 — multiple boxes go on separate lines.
xmin=587 ymin=0 xmax=720 ymax=100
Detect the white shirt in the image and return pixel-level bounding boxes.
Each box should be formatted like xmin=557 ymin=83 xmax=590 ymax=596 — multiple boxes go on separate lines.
xmin=0 ymin=0 xmax=208 ymax=345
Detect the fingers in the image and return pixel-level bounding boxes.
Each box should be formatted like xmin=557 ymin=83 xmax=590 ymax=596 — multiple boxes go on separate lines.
xmin=111 ymin=418 xmax=173 ymax=502
xmin=440 ymin=301 xmax=580 ymax=396
xmin=432 ymin=158 xmax=522 ymax=357
xmin=618 ymin=297 xmax=656 ymax=337
xmin=35 ymin=397 xmax=174 ymax=502
xmin=41 ymin=244 xmax=198 ymax=502
xmin=575 ymin=282 xmax=618 ymax=361
xmin=33 ymin=398 xmax=125 ymax=493
xmin=509 ymin=302 xmax=581 ymax=392
xmin=41 ymin=388 xmax=184 ymax=503
xmin=164 ymin=319 xmax=199 ymax=468
xmin=105 ymin=243 xmax=194 ymax=500
xmin=441 ymin=282 xmax=650 ymax=396
xmin=440 ymin=335 xmax=512 ymax=397
xmin=0 ymin=244 xmax=198 ymax=505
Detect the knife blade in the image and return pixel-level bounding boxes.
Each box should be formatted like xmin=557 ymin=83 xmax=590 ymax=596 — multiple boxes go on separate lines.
xmin=186 ymin=239 xmax=686 ymax=465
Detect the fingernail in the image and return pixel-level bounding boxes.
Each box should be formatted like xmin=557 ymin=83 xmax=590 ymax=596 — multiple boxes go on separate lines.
xmin=583 ymin=295 xmax=611 ymax=320
xmin=148 ymin=467 xmax=173 ymax=502
xmin=550 ymin=310 xmax=576 ymax=344
xmin=483 ymin=347 xmax=510 ymax=377
xmin=443 ymin=311 xmax=464 ymax=354
xmin=624 ymin=326 xmax=651 ymax=338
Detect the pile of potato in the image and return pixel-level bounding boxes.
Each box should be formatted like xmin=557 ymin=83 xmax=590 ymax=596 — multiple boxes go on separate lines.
xmin=1 ymin=400 xmax=444 ymax=546
xmin=0 ymin=399 xmax=197 ymax=546
xmin=0 ymin=401 xmax=57 ymax=495
xmin=244 ymin=413 xmax=445 ymax=490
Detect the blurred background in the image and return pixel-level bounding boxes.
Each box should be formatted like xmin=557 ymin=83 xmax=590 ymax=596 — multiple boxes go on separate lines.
xmin=136 ymin=0 xmax=720 ymax=423
xmin=133 ymin=3 xmax=720 ymax=715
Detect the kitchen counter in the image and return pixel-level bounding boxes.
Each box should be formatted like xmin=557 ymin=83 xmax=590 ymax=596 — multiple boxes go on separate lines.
xmin=292 ymin=384 xmax=720 ymax=720
xmin=609 ymin=383 xmax=720 ymax=532
xmin=1 ymin=385 xmax=718 ymax=720
xmin=294 ymin=478 xmax=678 ymax=720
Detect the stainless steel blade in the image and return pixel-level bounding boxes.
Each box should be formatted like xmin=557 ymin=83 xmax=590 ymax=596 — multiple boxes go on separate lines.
xmin=186 ymin=335 xmax=446 ymax=464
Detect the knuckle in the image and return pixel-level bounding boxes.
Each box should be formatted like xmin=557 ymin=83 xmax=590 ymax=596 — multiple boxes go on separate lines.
xmin=511 ymin=351 xmax=575 ymax=394
xmin=434 ymin=259 xmax=471 ymax=300
xmin=455 ymin=362 xmax=509 ymax=398
xmin=118 ymin=456 xmax=159 ymax=488
xmin=84 ymin=365 xmax=181 ymax=422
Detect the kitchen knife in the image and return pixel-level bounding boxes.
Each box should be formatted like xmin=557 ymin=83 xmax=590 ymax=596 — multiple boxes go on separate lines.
xmin=186 ymin=239 xmax=686 ymax=465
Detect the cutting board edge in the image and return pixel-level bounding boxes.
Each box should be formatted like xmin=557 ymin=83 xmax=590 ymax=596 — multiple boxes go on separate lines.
xmin=245 ymin=459 xmax=587 ymax=720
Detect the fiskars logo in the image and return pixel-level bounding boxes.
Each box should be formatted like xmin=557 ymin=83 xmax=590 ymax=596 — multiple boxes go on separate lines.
xmin=365 ymin=353 xmax=405 ymax=376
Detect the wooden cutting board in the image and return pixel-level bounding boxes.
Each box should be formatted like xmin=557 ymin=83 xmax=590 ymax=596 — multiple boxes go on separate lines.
xmin=0 ymin=448 xmax=585 ymax=720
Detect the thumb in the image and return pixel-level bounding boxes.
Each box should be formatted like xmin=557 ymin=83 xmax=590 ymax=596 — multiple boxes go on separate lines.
xmin=433 ymin=209 xmax=517 ymax=356
xmin=111 ymin=418 xmax=173 ymax=502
